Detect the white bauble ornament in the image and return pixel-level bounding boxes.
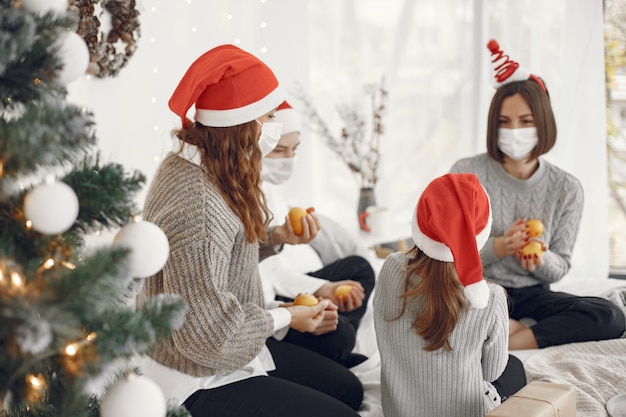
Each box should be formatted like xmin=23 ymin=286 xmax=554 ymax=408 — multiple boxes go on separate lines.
xmin=100 ymin=373 xmax=166 ymax=417
xmin=56 ymin=31 xmax=90 ymax=85
xmin=113 ymin=221 xmax=169 ymax=278
xmin=24 ymin=182 xmax=79 ymax=235
xmin=21 ymin=0 xmax=67 ymax=14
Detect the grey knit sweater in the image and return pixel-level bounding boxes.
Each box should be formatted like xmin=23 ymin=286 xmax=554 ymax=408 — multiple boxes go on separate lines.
xmin=450 ymin=154 xmax=584 ymax=288
xmin=137 ymin=152 xmax=274 ymax=377
xmin=373 ymin=252 xmax=509 ymax=417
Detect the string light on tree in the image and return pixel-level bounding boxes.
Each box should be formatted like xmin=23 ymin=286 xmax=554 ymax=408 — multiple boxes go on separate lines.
xmin=63 ymin=332 xmax=96 ymax=357
xmin=25 ymin=374 xmax=47 ymax=402
xmin=10 ymin=271 xmax=25 ymax=292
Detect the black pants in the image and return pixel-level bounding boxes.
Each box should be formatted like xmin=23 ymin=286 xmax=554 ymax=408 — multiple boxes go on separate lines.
xmin=281 ymin=255 xmax=376 ymax=365
xmin=492 ymin=354 xmax=527 ymax=400
xmin=182 ymin=338 xmax=363 ymax=417
xmin=506 ymin=284 xmax=625 ymax=348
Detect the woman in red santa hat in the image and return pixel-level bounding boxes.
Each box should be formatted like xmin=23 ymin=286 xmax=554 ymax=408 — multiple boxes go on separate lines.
xmin=451 ymin=40 xmax=625 ymax=350
xmin=136 ymin=44 xmax=363 ymax=417
xmin=373 ymin=173 xmax=526 ymax=417
xmin=259 ymin=100 xmax=376 ymax=368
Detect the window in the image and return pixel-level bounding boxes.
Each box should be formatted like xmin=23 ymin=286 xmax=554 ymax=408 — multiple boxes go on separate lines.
xmin=605 ymin=0 xmax=626 ymax=275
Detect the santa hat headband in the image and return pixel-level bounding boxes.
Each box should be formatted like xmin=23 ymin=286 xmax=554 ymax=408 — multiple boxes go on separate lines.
xmin=273 ymin=101 xmax=301 ymax=135
xmin=411 ymin=173 xmax=493 ymax=309
xmin=168 ymin=44 xmax=284 ymax=128
xmin=487 ymin=39 xmax=547 ymax=92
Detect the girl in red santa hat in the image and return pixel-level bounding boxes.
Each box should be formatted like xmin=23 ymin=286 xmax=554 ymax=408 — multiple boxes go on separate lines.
xmin=136 ymin=44 xmax=363 ymax=417
xmin=451 ymin=39 xmax=625 ymax=350
xmin=374 ymin=173 xmax=526 ymax=417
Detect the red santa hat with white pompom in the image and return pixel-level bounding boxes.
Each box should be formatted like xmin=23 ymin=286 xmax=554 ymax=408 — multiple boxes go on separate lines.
xmin=487 ymin=39 xmax=547 ymax=92
xmin=411 ymin=173 xmax=493 ymax=309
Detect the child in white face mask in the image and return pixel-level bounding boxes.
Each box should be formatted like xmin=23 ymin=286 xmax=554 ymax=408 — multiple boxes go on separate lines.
xmin=450 ymin=39 xmax=625 ymax=350
xmin=260 ymin=101 xmax=376 ymax=368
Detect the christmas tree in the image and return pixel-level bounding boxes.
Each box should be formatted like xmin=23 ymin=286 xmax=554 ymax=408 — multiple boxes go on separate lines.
xmin=0 ymin=1 xmax=188 ymax=416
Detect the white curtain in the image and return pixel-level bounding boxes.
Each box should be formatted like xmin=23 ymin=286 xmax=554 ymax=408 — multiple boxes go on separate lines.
xmin=284 ymin=0 xmax=607 ymax=285
xmin=68 ymin=0 xmax=606 ymax=285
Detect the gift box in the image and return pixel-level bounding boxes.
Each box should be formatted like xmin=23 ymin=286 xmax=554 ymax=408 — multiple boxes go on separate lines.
xmin=487 ymin=380 xmax=576 ymax=417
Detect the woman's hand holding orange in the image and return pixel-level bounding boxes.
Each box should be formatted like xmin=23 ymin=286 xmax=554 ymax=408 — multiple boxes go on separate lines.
xmin=516 ymin=239 xmax=548 ymax=272
xmin=286 ymin=299 xmax=329 ymax=333
xmin=315 ymin=281 xmax=365 ymax=312
xmin=271 ymin=209 xmax=320 ymax=245
xmin=494 ymin=217 xmax=529 ymax=258
xmin=310 ymin=300 xmax=339 ymax=335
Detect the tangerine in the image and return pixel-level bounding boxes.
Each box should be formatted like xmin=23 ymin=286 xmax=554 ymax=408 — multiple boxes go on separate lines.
xmin=293 ymin=293 xmax=319 ymax=306
xmin=334 ymin=284 xmax=353 ymax=301
xmin=526 ymin=219 xmax=544 ymax=238
xmin=521 ymin=241 xmax=544 ymax=258
xmin=288 ymin=207 xmax=308 ymax=236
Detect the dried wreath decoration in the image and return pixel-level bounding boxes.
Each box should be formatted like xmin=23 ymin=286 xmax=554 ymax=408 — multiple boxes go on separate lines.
xmin=295 ymin=77 xmax=388 ymax=188
xmin=68 ymin=0 xmax=140 ymax=78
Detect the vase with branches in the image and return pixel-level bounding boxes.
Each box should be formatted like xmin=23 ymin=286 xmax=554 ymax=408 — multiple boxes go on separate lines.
xmin=295 ymin=77 xmax=387 ymax=189
xmin=294 ymin=78 xmax=388 ymax=230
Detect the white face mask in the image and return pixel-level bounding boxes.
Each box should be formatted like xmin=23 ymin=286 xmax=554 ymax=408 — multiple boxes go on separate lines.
xmin=256 ymin=120 xmax=283 ymax=156
xmin=497 ymin=127 xmax=538 ymax=161
xmin=261 ymin=156 xmax=295 ymax=184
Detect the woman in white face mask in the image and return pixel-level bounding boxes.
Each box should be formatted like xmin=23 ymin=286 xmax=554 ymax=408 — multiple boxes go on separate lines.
xmin=259 ymin=101 xmax=376 ymax=369
xmin=450 ymin=39 xmax=624 ymax=352
xmin=136 ymin=45 xmax=364 ymax=417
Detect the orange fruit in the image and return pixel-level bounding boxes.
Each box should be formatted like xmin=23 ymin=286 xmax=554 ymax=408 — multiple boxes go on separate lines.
xmin=334 ymin=284 xmax=353 ymax=300
xmin=526 ymin=219 xmax=544 ymax=238
xmin=521 ymin=241 xmax=544 ymax=258
xmin=288 ymin=206 xmax=308 ymax=236
xmin=293 ymin=293 xmax=319 ymax=306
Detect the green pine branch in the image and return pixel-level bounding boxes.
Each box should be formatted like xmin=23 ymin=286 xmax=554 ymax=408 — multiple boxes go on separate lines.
xmin=0 ymin=246 xmax=186 ymax=417
xmin=1 ymin=2 xmax=188 ymax=416
xmin=0 ymin=101 xmax=97 ymax=179
xmin=0 ymin=155 xmax=145 ymax=265
xmin=63 ymin=155 xmax=146 ymax=235
xmin=0 ymin=2 xmax=74 ymax=108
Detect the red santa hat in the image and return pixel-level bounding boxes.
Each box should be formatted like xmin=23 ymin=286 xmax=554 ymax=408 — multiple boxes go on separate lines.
xmin=411 ymin=173 xmax=492 ymax=309
xmin=487 ymin=39 xmax=547 ymax=92
xmin=273 ymin=101 xmax=301 ymax=135
xmin=168 ymin=44 xmax=284 ymax=128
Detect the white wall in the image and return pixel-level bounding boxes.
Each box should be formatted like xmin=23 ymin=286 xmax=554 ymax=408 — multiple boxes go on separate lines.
xmin=68 ymin=0 xmax=608 ymax=285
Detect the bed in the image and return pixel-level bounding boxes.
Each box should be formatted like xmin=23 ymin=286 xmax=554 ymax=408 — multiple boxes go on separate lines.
xmin=351 ymin=264 xmax=626 ymax=417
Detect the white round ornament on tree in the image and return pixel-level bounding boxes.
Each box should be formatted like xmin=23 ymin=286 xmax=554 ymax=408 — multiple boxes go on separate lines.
xmin=100 ymin=373 xmax=166 ymax=417
xmin=56 ymin=31 xmax=90 ymax=85
xmin=113 ymin=221 xmax=169 ymax=278
xmin=24 ymin=181 xmax=79 ymax=235
xmin=21 ymin=0 xmax=67 ymax=14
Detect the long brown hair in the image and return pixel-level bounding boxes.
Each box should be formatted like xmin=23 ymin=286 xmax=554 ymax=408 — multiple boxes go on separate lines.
xmin=173 ymin=121 xmax=272 ymax=243
xmin=398 ymin=246 xmax=468 ymax=352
